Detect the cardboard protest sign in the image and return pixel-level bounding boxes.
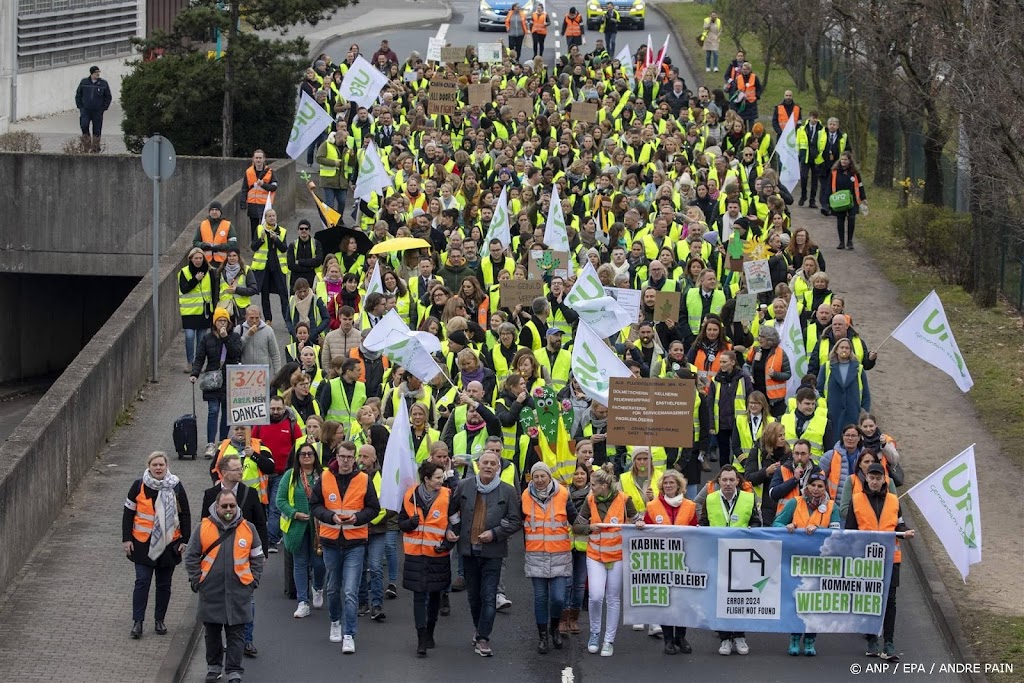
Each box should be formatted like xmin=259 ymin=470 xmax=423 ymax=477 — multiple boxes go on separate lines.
xmin=469 ymin=83 xmax=493 ymax=107
xmin=507 ymin=97 xmax=534 ymax=116
xmin=607 ymin=377 xmax=695 ymax=448
xmin=427 ymin=75 xmax=460 ymax=115
xmin=227 ymin=365 xmax=270 ymax=425
xmin=528 ymin=250 xmax=569 ymax=280
xmin=500 ymin=280 xmax=545 ymax=308
xmin=478 ymin=42 xmax=503 ymax=63
xmin=733 ymin=292 xmax=758 ymax=324
xmin=570 ymin=102 xmax=598 ymax=122
xmin=654 ymin=291 xmax=681 ymax=323
xmin=744 ymin=259 xmax=773 ymax=294
xmin=440 ymin=46 xmax=465 ymax=65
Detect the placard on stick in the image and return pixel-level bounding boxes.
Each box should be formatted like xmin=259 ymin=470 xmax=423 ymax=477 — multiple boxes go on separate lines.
xmin=469 ymin=83 xmax=493 ymax=106
xmin=654 ymin=291 xmax=681 ymax=322
xmin=500 ymin=280 xmax=545 ymax=308
xmin=440 ymin=46 xmax=465 ymax=65
xmin=733 ymin=292 xmax=758 ymax=324
xmin=528 ymin=250 xmax=569 ymax=280
xmin=607 ymin=377 xmax=695 ymax=448
xmin=227 ymin=364 xmax=271 ymax=426
xmin=743 ymin=259 xmax=773 ymax=294
xmin=427 ymin=76 xmax=459 ymax=115
xmin=507 ymin=97 xmax=534 ymax=117
xmin=570 ymin=102 xmax=598 ymax=123
xmin=478 ymin=42 xmax=503 ymax=63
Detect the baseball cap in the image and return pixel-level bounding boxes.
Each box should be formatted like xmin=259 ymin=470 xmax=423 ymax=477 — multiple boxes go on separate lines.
xmin=866 ymin=463 xmax=886 ymax=476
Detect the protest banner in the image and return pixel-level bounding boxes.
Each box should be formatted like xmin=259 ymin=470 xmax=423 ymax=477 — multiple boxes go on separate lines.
xmin=527 ymin=250 xmax=569 ymax=280
xmin=607 ymin=377 xmax=695 ymax=447
xmin=469 ymin=83 xmax=493 ymax=107
xmin=621 ymin=526 xmax=896 ymax=634
xmin=440 ymin=46 xmax=465 ymax=65
xmin=744 ymin=259 xmax=773 ymax=294
xmin=654 ymin=291 xmax=681 ymax=323
xmin=427 ymin=75 xmax=460 ymax=115
xmin=478 ymin=42 xmax=503 ymax=63
xmin=733 ymin=292 xmax=758 ymax=324
xmin=605 ymin=286 xmax=641 ymax=322
xmin=570 ymin=102 xmax=598 ymax=122
xmin=226 ymin=365 xmax=270 ymax=426
xmin=500 ymin=280 xmax=545 ymax=308
xmin=507 ymin=97 xmax=534 ymax=116
xmin=426 ymin=37 xmax=444 ymax=62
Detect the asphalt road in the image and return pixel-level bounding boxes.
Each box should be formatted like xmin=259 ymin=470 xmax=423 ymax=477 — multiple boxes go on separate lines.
xmin=184 ymin=7 xmax=966 ymax=682
xmin=0 ymin=392 xmax=44 ymax=443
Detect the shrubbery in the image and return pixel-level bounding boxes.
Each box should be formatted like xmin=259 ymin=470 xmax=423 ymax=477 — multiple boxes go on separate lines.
xmin=891 ymin=205 xmax=973 ymax=286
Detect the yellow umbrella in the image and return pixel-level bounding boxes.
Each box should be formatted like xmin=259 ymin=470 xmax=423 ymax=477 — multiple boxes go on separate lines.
xmin=369 ymin=237 xmax=432 ymax=254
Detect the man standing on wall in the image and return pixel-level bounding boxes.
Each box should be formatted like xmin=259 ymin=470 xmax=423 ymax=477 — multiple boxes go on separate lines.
xmin=75 ymin=66 xmax=112 ymax=153
xmin=241 ymin=150 xmax=278 ymax=242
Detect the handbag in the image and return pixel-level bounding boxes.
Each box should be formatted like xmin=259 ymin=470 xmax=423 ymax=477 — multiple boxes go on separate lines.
xmin=198 ymin=342 xmax=228 ymax=391
xmin=828 ymin=189 xmax=854 ymax=211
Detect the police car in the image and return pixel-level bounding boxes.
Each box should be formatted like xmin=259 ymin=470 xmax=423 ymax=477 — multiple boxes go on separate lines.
xmin=586 ymin=0 xmax=645 ymax=31
xmin=478 ymin=0 xmax=537 ymax=31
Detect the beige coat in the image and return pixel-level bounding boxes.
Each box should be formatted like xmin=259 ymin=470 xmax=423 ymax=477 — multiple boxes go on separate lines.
xmin=702 ymin=17 xmax=721 ymax=52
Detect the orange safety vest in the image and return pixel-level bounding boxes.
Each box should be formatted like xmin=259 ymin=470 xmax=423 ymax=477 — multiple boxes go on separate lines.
xmin=216 ymin=439 xmax=269 ymax=504
xmin=563 ymin=14 xmax=582 ymax=37
xmin=746 ymin=345 xmax=787 ymax=401
xmin=402 ymin=485 xmax=451 ymax=557
xmin=792 ymin=498 xmax=834 ymax=528
xmin=776 ymin=103 xmax=801 ymax=129
xmin=198 ymin=517 xmax=255 ymax=585
xmin=200 ymin=218 xmax=232 ymax=264
xmin=852 ymin=490 xmax=901 ymax=563
xmin=775 ymin=465 xmax=801 ymax=513
xmin=131 ymin=488 xmax=182 ymax=543
xmin=736 ymin=73 xmax=758 ymax=103
xmin=831 ymin=170 xmax=862 ymax=205
xmin=586 ymin=492 xmax=626 ymax=563
xmin=531 ymin=11 xmax=548 ymax=34
xmin=694 ymin=343 xmax=732 ymax=375
xmin=823 ymin=449 xmax=843 ymax=500
xmin=505 ymin=10 xmax=528 ymax=33
xmin=348 ymin=346 xmax=389 ymax=383
xmin=318 ymin=470 xmax=370 ymax=541
xmin=522 ymin=486 xmax=571 ymax=554
xmin=246 ymin=166 xmax=273 ymax=206
xmin=646 ymin=498 xmax=696 ymax=526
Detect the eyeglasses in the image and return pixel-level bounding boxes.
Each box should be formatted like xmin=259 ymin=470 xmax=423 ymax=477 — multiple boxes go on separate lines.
xmin=337 ymin=454 xmax=356 ymax=460
xmin=299 ymin=451 xmax=316 ymax=457
xmin=218 ymin=503 xmax=237 ymax=509
xmin=298 ymin=226 xmax=311 ymax=231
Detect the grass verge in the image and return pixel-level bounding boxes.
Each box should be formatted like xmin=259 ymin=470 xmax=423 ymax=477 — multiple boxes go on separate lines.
xmin=663 ymin=4 xmax=1024 ymax=679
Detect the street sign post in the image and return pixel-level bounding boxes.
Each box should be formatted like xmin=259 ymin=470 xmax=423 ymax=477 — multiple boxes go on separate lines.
xmin=141 ymin=134 xmax=177 ymax=383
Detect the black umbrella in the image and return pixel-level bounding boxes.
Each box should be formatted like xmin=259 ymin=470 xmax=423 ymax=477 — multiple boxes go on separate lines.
xmin=316 ymin=225 xmax=373 ymax=255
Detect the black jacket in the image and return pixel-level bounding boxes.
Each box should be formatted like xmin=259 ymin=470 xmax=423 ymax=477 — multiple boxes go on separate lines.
xmin=397 ymin=485 xmax=461 ymax=593
xmin=191 ymin=330 xmax=244 ymax=401
xmin=76 ymin=76 xmax=112 ymax=111
xmin=201 ymin=482 xmax=270 ymax=550
xmin=287 ymin=237 xmax=326 ymax=285
xmin=122 ymin=479 xmax=191 ymax=567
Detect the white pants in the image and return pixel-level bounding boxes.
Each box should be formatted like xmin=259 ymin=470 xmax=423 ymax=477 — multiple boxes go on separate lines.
xmin=587 ymin=558 xmax=622 ymax=643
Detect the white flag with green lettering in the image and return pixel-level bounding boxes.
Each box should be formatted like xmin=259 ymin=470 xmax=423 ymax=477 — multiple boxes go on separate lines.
xmin=354 ymin=141 xmax=392 ymax=201
xmin=891 ymin=290 xmax=973 ymax=392
xmin=362 ymin=261 xmax=382 ymax=310
xmin=565 ymin=262 xmax=632 ymax=338
xmin=906 ymin=445 xmax=982 ymax=582
xmin=571 ymin=320 xmax=632 ymax=405
xmin=340 ymin=55 xmax=390 ymax=108
xmin=544 ymin=185 xmax=571 ymax=253
xmin=363 ymin=310 xmax=442 ymax=382
xmin=778 ymin=115 xmax=800 ymax=193
xmin=379 ymin=397 xmax=417 ymax=511
xmin=484 ymin=187 xmax=511 ymax=249
xmin=285 ymin=91 xmax=333 ymax=159
xmin=777 ymin=294 xmax=808 ymax=398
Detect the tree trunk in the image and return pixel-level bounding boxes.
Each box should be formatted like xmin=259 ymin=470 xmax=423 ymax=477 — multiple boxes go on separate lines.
xmin=874 ymin=99 xmax=898 ymax=188
xmin=969 ymin=169 xmax=999 ymax=306
xmin=221 ymin=2 xmax=240 ymax=158
xmin=921 ymin=106 xmax=948 ymax=206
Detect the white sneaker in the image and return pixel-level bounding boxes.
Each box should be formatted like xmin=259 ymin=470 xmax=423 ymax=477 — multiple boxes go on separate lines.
xmin=601 ymin=641 xmax=614 ymax=657
xmin=632 ymin=624 xmax=644 ymax=631
xmin=495 ymin=593 xmax=512 ymax=611
xmin=312 ymin=589 xmax=324 ymax=609
xmin=719 ymin=639 xmax=733 ymax=655
xmin=329 ymin=621 xmax=342 ymax=643
xmin=714 ymin=67 xmax=720 ymax=72
xmin=204 ymin=443 xmax=216 ymax=458
xmin=293 ymin=602 xmax=310 ymax=618
xmin=706 ymin=67 xmax=711 ymax=72
xmin=734 ymin=637 xmax=750 ymax=655
xmin=342 ymin=635 xmax=355 ymax=654
xmin=648 ymin=624 xmax=662 ymax=637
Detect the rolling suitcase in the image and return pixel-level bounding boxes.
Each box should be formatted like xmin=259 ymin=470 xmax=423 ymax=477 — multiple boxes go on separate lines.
xmin=173 ymin=385 xmax=199 ymax=460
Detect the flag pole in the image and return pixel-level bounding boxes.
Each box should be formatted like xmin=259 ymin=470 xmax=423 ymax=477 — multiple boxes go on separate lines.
xmin=432 ymin=357 xmax=459 ymax=391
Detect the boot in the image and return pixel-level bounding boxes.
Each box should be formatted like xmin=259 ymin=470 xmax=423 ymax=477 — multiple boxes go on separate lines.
xmin=425 ymin=621 xmax=436 ymax=649
xmin=568 ymin=608 xmax=581 ymax=634
xmin=537 ymin=625 xmax=550 ymax=654
xmin=550 ymin=617 xmax=563 ymax=649
xmin=130 ymin=621 xmax=143 ymax=639
xmin=440 ymin=592 xmax=451 ymax=616
xmin=416 ymin=628 xmax=427 ymax=657
xmin=558 ymin=609 xmax=571 ymax=636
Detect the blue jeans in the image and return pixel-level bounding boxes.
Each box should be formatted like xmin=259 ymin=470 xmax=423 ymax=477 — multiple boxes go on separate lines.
xmin=267 ymin=475 xmax=283 ymax=545
xmin=532 ymin=576 xmax=566 ymax=625
xmin=464 ymin=554 xmax=502 ymax=642
xmin=358 ymin=533 xmax=386 ymax=607
xmin=243 ymin=594 xmax=256 ymax=644
xmin=605 ymin=31 xmax=617 ymax=56
xmin=292 ymin=527 xmax=325 ymax=604
xmin=705 ymin=50 xmax=719 ymax=70
xmin=686 ymin=483 xmax=701 ymax=500
xmin=132 ymin=563 xmax=174 ymax=622
xmin=323 ymin=187 xmax=347 ymax=216
xmin=567 ymin=549 xmax=588 ymax=610
xmin=184 ymin=328 xmax=197 ymax=365
xmin=206 ymin=398 xmax=227 ymax=444
xmin=323 ymin=544 xmax=366 ymax=635
xmin=385 ymin=530 xmax=399 ymax=583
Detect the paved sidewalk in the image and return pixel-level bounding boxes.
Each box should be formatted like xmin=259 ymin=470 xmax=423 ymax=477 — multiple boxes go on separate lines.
xmin=7 ymin=0 xmax=450 ymax=155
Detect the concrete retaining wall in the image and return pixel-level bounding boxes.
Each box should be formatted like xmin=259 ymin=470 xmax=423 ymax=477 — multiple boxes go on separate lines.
xmin=0 ymin=153 xmax=250 ymax=277
xmin=0 ymin=158 xmax=295 ymax=593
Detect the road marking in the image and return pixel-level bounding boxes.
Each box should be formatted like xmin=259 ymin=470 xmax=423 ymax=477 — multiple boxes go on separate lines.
xmin=561 ymin=667 xmax=575 ymax=683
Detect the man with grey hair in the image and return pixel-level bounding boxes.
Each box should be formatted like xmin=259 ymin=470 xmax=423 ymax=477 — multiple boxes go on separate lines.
xmin=236 ymin=306 xmax=281 ymax=376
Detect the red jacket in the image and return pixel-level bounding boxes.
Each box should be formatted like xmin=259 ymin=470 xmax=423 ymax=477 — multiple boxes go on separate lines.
xmin=252 ymin=418 xmax=303 ymax=474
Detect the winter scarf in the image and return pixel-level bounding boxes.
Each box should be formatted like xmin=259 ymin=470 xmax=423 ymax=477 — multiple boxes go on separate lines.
xmin=476 ymin=473 xmax=501 ymax=495
xmin=142 ymin=469 xmax=181 ymax=561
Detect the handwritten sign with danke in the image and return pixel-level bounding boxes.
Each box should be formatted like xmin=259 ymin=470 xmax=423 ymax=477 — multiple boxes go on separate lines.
xmin=227 ymin=364 xmax=271 ymax=426
xmin=428 ymin=76 xmax=460 ymax=115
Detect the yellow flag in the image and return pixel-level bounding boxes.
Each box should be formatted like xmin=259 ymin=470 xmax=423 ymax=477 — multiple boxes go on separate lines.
xmin=308 ymin=184 xmax=341 ymax=228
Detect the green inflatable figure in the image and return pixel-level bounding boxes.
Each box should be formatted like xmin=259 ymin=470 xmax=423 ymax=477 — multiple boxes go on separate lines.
xmin=519 ymin=386 xmax=576 ymax=483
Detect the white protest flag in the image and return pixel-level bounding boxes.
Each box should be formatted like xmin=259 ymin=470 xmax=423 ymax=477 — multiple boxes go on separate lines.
xmin=777 ymin=114 xmax=801 ymax=193
xmin=777 ymin=293 xmax=808 ymax=398
xmin=616 ymin=44 xmax=634 ymax=85
xmin=379 ymin=397 xmax=418 ymax=511
xmin=891 ymin=290 xmax=973 ymax=392
xmin=340 ymin=55 xmax=390 ymax=108
xmin=544 ymin=185 xmax=571 ymax=253
xmin=653 ymin=34 xmax=670 ymax=73
xmin=354 ymin=141 xmax=393 ymax=201
xmin=361 ymin=260 xmax=383 ymax=310
xmin=363 ymin=309 xmax=443 ymax=382
xmin=285 ymin=91 xmax=333 ymax=159
xmin=645 ymin=34 xmax=654 ymax=69
xmin=260 ymin=190 xmax=274 ymax=224
xmin=565 ymin=262 xmax=632 ymax=338
xmin=484 ymin=186 xmax=512 ymax=249
xmin=571 ymin=320 xmax=632 ymax=405
xmin=906 ymin=445 xmax=982 ymax=582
